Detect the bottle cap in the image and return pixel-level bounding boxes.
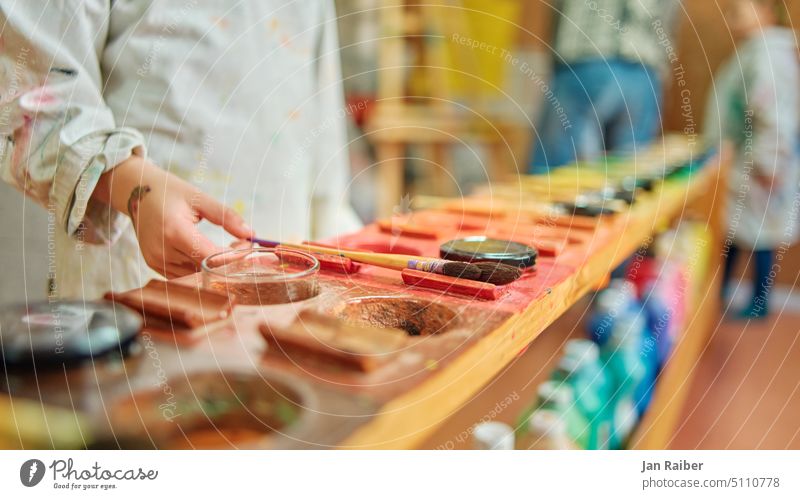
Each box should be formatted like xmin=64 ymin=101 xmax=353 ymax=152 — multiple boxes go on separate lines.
xmin=537 ymin=381 xmax=574 ymax=407
xmin=612 ymin=314 xmax=646 ymax=344
xmin=528 ymin=409 xmax=568 ymax=437
xmin=602 ymin=279 xmax=637 ymax=307
xmin=556 ymin=356 xmax=580 ymax=376
xmin=596 ymin=287 xmax=626 ymax=313
xmin=473 ymin=422 xmax=515 ymax=450
xmin=564 ymin=339 xmax=600 ymax=364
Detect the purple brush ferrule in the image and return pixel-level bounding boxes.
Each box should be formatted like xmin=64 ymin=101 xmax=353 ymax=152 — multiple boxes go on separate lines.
xmin=249 ymin=237 xmax=280 ymax=248
xmin=407 ymin=259 xmax=445 ymax=274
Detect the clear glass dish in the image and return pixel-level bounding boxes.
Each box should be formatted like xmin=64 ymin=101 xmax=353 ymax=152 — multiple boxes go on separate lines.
xmin=201 ymin=248 xmax=319 ymax=305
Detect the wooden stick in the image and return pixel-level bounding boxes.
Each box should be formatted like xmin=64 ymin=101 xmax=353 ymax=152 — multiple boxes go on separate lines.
xmin=253 ymin=239 xmax=480 ymax=280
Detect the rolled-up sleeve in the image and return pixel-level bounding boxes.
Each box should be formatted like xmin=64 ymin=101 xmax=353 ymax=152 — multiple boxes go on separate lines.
xmin=0 ymin=0 xmax=145 ymax=244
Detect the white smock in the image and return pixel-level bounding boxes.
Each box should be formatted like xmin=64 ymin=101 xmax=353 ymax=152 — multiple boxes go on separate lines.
xmin=704 ymin=27 xmax=800 ymax=251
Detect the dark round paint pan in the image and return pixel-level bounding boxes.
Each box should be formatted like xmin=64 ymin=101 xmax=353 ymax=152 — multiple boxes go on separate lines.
xmin=439 ymin=237 xmax=537 ymax=268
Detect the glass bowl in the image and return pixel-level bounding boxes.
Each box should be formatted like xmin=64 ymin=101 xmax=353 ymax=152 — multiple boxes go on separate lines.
xmin=201 ymin=248 xmax=319 ymax=305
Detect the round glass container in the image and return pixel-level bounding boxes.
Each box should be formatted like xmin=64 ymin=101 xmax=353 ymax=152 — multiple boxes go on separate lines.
xmin=202 ymin=248 xmax=319 ymax=305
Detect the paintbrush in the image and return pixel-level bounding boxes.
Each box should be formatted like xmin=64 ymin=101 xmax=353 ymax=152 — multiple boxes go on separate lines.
xmin=251 ymin=238 xmax=483 ymax=281
xmin=473 ymin=261 xmax=524 ymax=285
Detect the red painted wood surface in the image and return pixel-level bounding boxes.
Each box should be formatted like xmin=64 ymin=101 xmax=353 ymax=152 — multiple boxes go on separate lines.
xmin=401 ymin=269 xmax=501 ymax=300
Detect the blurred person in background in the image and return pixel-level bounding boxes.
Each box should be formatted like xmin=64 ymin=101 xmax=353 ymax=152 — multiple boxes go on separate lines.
xmin=530 ymin=0 xmax=681 ymax=172
xmin=705 ymin=0 xmax=800 ymax=320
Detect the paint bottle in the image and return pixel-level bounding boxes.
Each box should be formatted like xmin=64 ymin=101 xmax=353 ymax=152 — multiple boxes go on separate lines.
xmin=559 ymin=340 xmax=614 ymax=449
xmin=601 ymin=313 xmax=648 ymax=448
xmin=637 ymin=282 xmax=667 ymax=415
xmin=587 ymin=279 xmax=638 ymax=346
xmin=520 ymin=409 xmax=579 ymax=450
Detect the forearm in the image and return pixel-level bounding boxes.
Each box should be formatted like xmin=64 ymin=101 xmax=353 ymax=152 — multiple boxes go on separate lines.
xmin=93 ymin=155 xmax=167 ymax=218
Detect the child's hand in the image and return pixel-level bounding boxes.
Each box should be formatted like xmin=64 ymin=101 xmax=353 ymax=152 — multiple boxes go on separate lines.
xmin=94 ymin=156 xmax=254 ymax=278
xmin=131 ymin=170 xmax=254 ymax=277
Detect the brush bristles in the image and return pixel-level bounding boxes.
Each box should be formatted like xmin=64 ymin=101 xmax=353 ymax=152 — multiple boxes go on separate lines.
xmin=441 ymin=261 xmax=483 ymax=281
xmin=474 ymin=262 xmax=524 ymax=285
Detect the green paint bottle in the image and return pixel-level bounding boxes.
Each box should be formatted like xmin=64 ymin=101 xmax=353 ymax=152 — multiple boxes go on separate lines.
xmin=602 ymin=313 xmax=648 ymax=449
xmin=558 ymin=340 xmax=614 ymax=450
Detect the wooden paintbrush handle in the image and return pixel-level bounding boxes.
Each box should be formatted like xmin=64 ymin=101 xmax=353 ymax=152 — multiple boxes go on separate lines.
xmin=277 ymin=242 xmax=439 ymax=272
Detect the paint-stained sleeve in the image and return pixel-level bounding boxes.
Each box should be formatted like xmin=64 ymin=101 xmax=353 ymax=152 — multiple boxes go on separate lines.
xmin=309 ymin=0 xmax=362 ymax=239
xmin=0 ymin=1 xmax=146 ymax=245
